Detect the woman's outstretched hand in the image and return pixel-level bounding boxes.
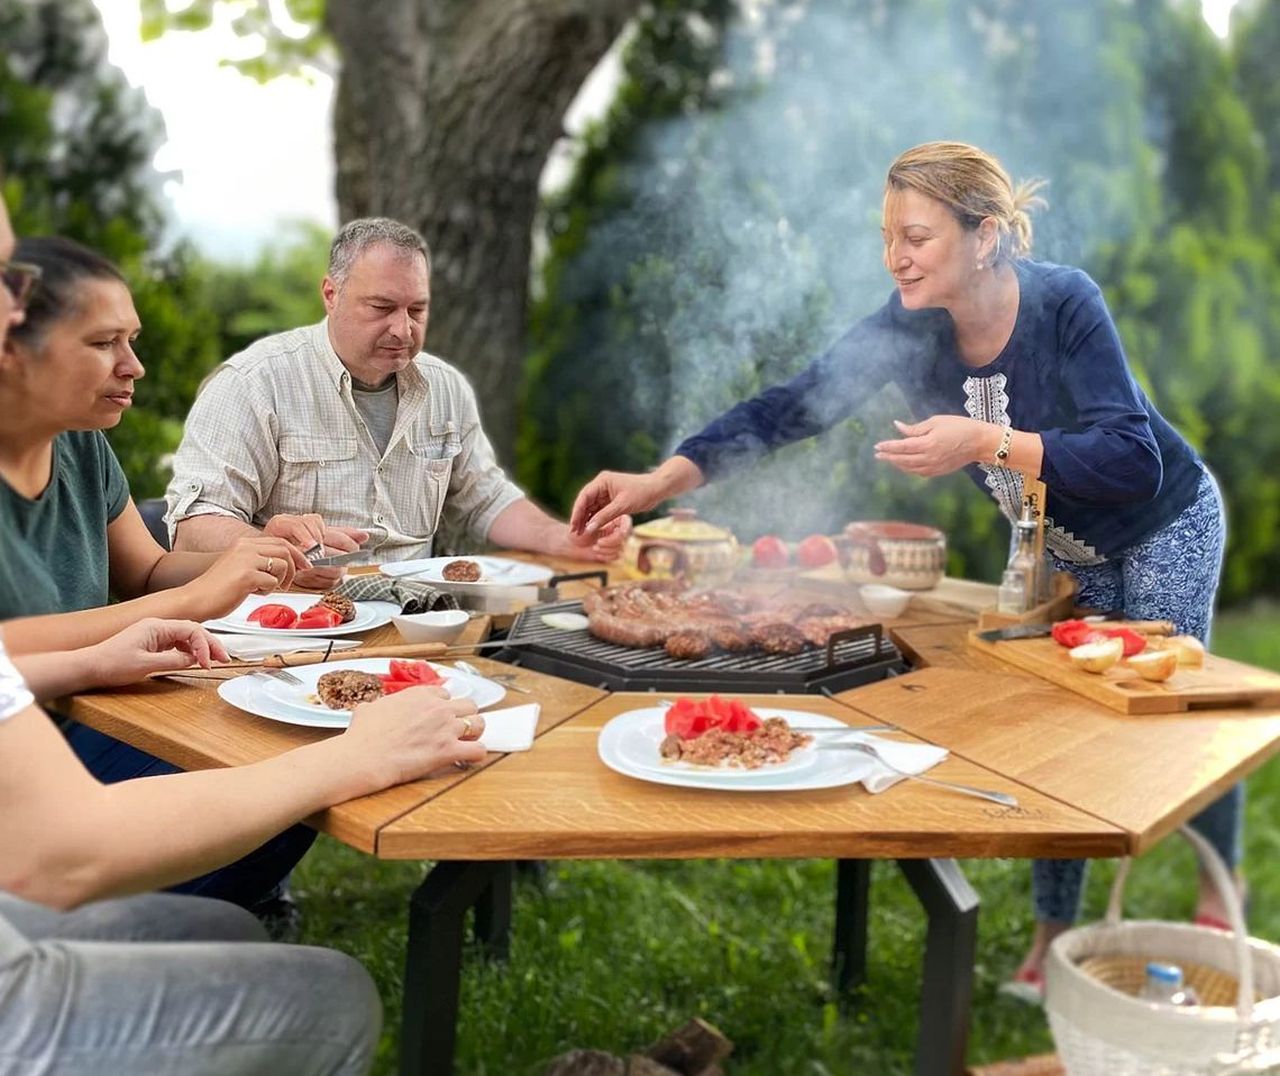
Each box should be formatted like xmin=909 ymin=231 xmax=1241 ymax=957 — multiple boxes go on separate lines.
xmin=570 ymin=457 xmax=705 ymax=536
xmin=875 ymin=416 xmax=998 ymax=477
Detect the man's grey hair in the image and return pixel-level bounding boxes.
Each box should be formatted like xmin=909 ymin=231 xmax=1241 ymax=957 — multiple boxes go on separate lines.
xmin=327 ymin=218 xmax=432 ymax=285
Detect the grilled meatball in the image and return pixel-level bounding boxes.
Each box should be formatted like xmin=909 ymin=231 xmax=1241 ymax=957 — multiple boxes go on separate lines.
xmin=316 ymin=670 xmax=384 ymax=710
xmin=319 ymin=591 xmax=356 ymax=623
xmin=665 ymin=630 xmax=713 ymax=661
xmin=750 ymin=622 xmax=808 ymax=655
xmin=442 ymin=559 xmax=482 ymax=582
xmin=708 ymin=623 xmax=752 ymax=652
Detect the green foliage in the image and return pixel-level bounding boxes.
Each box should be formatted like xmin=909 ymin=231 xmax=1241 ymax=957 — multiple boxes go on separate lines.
xmin=0 ymin=0 xmax=223 ymax=498
xmin=139 ymin=0 xmax=331 ymax=82
xmin=202 ymin=220 xmax=330 ymax=358
xmin=524 ymin=0 xmax=1280 ymax=599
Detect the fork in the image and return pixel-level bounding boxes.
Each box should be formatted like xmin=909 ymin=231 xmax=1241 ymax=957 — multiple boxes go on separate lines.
xmin=824 ymin=740 xmax=1019 ymax=808
xmin=249 ymin=667 xmax=305 ymax=687
xmin=453 ymin=659 xmax=534 ymax=695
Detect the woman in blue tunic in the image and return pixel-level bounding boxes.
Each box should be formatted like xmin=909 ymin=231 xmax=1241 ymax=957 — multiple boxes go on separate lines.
xmin=570 ymin=140 xmax=1242 ymax=997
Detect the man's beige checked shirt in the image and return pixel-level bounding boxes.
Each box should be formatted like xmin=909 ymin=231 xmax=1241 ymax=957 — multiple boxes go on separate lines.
xmin=165 ymin=320 xmax=524 ymax=562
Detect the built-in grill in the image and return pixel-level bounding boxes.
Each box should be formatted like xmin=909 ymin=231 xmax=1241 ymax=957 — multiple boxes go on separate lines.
xmin=494 ymin=598 xmax=907 ymax=694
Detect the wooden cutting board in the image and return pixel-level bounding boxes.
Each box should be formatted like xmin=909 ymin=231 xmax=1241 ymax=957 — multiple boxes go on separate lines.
xmin=966 ymin=628 xmax=1280 ymax=714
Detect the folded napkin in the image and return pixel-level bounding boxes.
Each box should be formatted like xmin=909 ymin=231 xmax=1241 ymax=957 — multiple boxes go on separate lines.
xmin=850 ymin=733 xmax=949 ymax=794
xmin=213 ymin=634 xmax=363 ymax=662
xmin=477 ymin=703 xmax=540 ymax=753
xmin=332 ymin=575 xmax=459 ymax=615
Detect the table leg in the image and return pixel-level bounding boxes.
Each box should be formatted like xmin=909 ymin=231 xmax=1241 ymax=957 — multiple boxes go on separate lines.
xmin=472 ymin=860 xmax=514 ymax=960
xmin=832 ymin=858 xmax=871 ymax=995
xmin=897 ymin=858 xmax=979 ymax=1076
xmin=400 ymin=860 xmax=505 ymax=1076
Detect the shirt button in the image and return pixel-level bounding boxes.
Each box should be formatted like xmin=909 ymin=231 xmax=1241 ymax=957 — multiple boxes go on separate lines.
xmin=375 ymin=514 xmax=385 ymax=524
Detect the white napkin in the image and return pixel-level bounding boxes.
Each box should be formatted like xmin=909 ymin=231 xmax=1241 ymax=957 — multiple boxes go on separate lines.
xmin=850 ymin=734 xmax=949 ymax=794
xmin=477 ymin=703 xmax=540 ymax=753
xmin=212 ymin=634 xmax=363 ymax=661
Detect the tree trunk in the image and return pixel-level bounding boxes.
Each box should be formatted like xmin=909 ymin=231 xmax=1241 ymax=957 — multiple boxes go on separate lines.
xmin=325 ymin=0 xmax=639 ymax=465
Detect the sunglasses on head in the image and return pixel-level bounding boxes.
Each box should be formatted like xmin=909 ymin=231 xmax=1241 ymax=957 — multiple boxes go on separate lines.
xmin=0 ymin=259 xmax=41 ymax=310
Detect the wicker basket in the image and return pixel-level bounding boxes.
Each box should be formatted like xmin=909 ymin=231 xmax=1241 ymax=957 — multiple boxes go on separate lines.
xmin=1044 ymin=826 xmax=1280 ymax=1075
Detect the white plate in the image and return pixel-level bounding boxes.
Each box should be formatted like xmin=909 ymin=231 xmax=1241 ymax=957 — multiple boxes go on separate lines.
xmin=217 ymin=658 xmax=507 ymax=729
xmin=379 ymin=555 xmax=553 ymax=587
xmin=597 ymin=707 xmax=874 ymax=792
xmin=203 ymin=594 xmax=397 ymax=637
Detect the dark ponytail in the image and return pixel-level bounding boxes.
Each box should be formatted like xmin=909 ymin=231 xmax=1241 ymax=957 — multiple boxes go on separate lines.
xmin=8 ymin=237 xmax=125 ymax=350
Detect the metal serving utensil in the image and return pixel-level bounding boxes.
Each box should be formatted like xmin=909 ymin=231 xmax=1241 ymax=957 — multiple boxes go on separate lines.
xmin=453 ymin=659 xmax=534 ymax=695
xmin=249 ymin=667 xmax=305 ymax=687
xmin=823 ymin=740 xmax=1019 ymax=808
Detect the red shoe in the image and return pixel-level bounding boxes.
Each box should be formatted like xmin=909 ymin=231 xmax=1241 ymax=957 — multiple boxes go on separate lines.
xmin=999 ymin=966 xmax=1044 ymax=1005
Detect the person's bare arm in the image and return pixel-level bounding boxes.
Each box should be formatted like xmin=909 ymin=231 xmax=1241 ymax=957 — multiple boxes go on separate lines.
xmin=13 ymin=620 xmax=228 ymax=700
xmin=0 ymin=687 xmax=484 ymax=910
xmin=1 ymin=537 xmax=301 ymax=656
xmin=173 ymin=513 xmax=264 ymax=552
xmin=175 ymin=513 xmax=364 ymax=591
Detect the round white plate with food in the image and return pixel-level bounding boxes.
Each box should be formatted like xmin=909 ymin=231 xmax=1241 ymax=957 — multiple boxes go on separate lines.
xmin=379 ymin=555 xmax=553 ymax=587
xmin=597 ymin=707 xmax=873 ymax=791
xmin=217 ymin=658 xmax=506 ymax=729
xmin=203 ymin=594 xmax=397 ymax=637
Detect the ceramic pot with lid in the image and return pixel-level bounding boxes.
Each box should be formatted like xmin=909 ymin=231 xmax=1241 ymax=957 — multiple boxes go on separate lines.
xmin=842 ymin=521 xmax=946 ymax=590
xmin=621 ymin=508 xmax=739 ymax=586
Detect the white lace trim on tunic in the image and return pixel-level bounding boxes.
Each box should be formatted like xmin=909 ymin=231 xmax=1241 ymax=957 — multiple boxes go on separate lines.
xmin=962 ymin=373 xmax=1106 ymax=565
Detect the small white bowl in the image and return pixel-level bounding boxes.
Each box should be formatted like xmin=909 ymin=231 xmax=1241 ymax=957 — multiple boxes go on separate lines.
xmin=859 ymin=583 xmax=911 ymax=619
xmin=392 ymin=609 xmax=469 ymax=645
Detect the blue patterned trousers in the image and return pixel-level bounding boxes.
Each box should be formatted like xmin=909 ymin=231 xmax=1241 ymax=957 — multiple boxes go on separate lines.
xmin=1033 ymin=469 xmax=1242 ymax=923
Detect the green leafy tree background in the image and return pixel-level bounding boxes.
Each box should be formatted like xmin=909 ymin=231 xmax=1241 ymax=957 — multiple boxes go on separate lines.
xmin=524 ymin=0 xmax=1280 ymax=601
xmin=3 ymin=0 xmax=1278 ymax=604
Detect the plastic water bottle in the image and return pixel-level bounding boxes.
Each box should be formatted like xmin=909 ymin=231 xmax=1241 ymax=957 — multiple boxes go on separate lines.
xmin=1139 ymin=962 xmax=1200 ymax=1007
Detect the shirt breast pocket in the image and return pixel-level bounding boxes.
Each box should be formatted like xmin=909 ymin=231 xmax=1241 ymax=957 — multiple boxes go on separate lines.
xmin=408 ymin=427 xmax=462 ymax=535
xmin=276 ymin=435 xmax=360 ymax=517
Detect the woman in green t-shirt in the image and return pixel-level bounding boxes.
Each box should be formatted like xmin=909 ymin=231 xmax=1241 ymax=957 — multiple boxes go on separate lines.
xmin=0 ymin=239 xmax=313 ymax=649
xmin=0 ymin=236 xmax=322 ymax=913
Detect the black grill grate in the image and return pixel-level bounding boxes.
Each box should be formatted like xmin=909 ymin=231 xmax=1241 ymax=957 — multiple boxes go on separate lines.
xmin=495 ymin=599 xmax=907 ymax=694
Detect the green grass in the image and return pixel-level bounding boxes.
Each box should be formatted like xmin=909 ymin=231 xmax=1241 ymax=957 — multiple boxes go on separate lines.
xmin=293 ymin=607 xmax=1280 ymax=1074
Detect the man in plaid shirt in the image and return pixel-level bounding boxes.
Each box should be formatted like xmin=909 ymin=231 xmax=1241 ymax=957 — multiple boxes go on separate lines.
xmin=167 ymin=218 xmax=628 ymax=588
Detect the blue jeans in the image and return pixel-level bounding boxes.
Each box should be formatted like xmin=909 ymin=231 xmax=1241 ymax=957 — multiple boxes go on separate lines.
xmin=1033 ymin=470 xmax=1243 ymax=923
xmin=0 ymin=892 xmax=378 ymax=1075
xmin=63 ymin=723 xmax=316 ymax=909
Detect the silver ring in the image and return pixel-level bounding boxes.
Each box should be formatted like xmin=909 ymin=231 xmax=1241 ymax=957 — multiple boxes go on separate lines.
xmin=265 ymin=557 xmax=275 ymax=575
xmin=460 ymin=715 xmax=474 ymax=738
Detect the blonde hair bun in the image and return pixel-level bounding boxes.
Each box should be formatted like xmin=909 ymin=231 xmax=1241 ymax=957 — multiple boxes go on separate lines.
xmin=886 ymin=141 xmax=1047 ymax=260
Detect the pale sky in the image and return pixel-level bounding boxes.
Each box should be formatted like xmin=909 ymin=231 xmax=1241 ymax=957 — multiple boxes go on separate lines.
xmin=92 ymin=0 xmax=1239 ymax=262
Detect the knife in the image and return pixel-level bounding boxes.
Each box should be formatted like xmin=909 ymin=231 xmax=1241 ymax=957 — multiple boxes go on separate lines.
xmin=975 ymin=622 xmax=1054 ymax=643
xmin=307 ymin=548 xmax=368 ymax=567
xmin=977 ymin=618 xmax=1177 ymax=643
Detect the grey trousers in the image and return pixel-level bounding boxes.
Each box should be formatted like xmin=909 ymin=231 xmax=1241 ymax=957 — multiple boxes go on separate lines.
xmin=0 ymin=892 xmax=380 ymax=1075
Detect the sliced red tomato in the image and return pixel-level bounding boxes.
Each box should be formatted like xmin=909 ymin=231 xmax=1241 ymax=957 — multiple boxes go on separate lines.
xmin=248 ymin=603 xmax=299 ymax=630
xmin=721 ymin=697 xmax=763 ymax=734
xmin=387 ymin=659 xmax=444 ymax=685
xmin=376 ymin=677 xmax=418 ymax=694
xmin=1051 ymin=618 xmax=1148 ymax=657
xmin=295 ymin=605 xmax=344 ymax=630
xmin=664 ymin=695 xmax=762 ymax=739
xmin=1102 ymin=627 xmax=1147 ymax=658
xmin=1051 ymin=619 xmax=1096 ymax=649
